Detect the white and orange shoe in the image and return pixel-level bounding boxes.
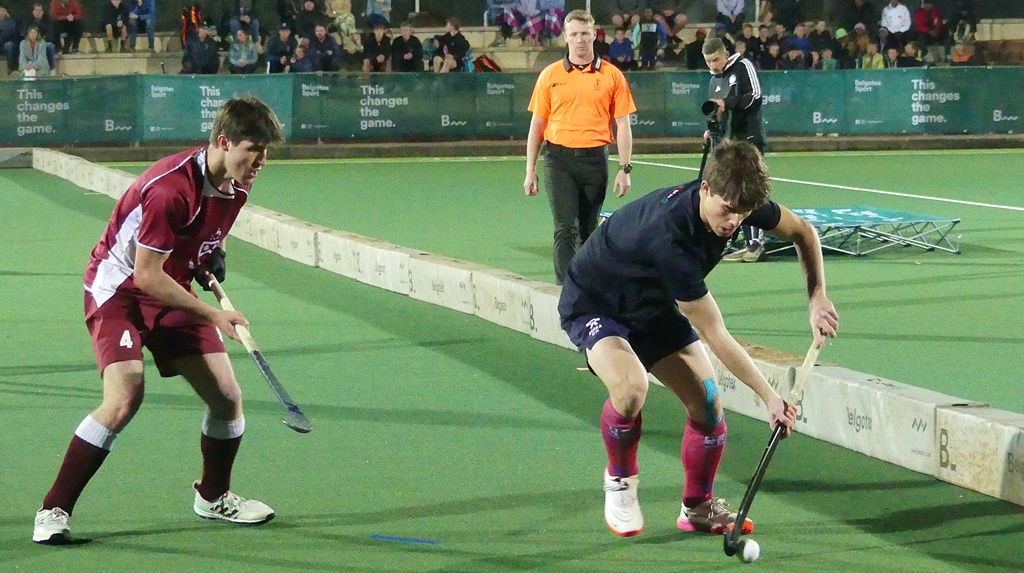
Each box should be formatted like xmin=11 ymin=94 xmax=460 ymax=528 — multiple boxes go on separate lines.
xmin=677 ymin=497 xmax=753 ymax=535
xmin=603 ymin=471 xmax=643 ymax=537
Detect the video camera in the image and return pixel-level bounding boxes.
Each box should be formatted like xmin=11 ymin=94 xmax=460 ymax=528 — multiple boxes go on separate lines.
xmin=702 ymin=100 xmax=725 ymax=147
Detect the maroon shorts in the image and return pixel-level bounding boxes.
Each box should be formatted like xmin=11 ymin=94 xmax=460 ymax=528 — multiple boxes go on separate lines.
xmin=85 ymin=288 xmax=226 ymax=377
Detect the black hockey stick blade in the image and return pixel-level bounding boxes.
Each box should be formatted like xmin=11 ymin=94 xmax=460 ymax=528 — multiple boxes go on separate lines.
xmin=250 ymin=349 xmax=312 ymax=433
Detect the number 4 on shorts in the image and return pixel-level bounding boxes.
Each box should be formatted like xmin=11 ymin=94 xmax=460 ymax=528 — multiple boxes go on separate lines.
xmin=119 ymin=330 xmax=133 ymax=349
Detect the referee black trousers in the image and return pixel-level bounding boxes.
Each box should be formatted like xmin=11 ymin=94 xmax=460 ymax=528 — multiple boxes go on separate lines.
xmin=543 ymin=143 xmax=609 ymax=285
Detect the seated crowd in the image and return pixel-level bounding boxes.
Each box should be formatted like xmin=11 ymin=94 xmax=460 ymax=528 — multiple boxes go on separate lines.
xmin=0 ymin=0 xmax=996 ymax=77
xmin=0 ymin=0 xmax=478 ymax=76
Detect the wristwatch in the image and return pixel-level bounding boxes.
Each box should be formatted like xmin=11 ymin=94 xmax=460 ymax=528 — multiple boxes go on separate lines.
xmin=619 ymin=163 xmax=633 ymax=174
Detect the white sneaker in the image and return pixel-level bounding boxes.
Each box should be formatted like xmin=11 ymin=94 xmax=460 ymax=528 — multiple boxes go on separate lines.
xmin=603 ymin=471 xmax=643 ymax=537
xmin=33 ymin=507 xmax=71 ymax=544
xmin=193 ymin=483 xmax=275 ymax=525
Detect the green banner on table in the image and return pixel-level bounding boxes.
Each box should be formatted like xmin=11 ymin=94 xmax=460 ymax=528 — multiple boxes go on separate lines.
xmin=140 ymin=75 xmax=293 ymax=142
xmin=0 ymin=76 xmax=138 ymax=145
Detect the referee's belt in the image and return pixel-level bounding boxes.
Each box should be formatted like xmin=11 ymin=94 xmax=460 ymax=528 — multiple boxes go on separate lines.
xmin=545 ymin=142 xmax=608 ymax=157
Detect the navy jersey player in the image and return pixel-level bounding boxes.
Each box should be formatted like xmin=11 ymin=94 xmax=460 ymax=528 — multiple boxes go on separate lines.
xmin=558 ymin=140 xmax=839 ymax=537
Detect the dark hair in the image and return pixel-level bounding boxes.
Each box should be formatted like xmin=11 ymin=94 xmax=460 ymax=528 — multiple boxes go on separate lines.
xmin=209 ymin=95 xmax=285 ymax=147
xmin=702 ymin=140 xmax=771 ymax=212
xmin=447 ymin=17 xmax=461 ymax=31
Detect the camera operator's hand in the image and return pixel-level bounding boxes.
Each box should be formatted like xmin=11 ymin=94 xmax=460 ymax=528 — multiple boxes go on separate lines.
xmin=710 ymin=98 xmax=725 ymax=113
xmin=703 ymin=130 xmax=710 ymax=141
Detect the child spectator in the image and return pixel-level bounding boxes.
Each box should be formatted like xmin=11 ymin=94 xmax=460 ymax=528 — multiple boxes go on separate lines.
xmin=897 ymin=40 xmax=922 ymax=67
xmin=759 ymin=41 xmax=781 ymax=70
xmin=738 ymin=23 xmax=761 ymax=62
xmin=949 ymin=39 xmax=974 ymax=66
xmin=361 ymin=21 xmax=390 ymax=73
xmin=593 ymin=26 xmax=610 ymax=60
xmin=780 ymin=46 xmax=807 ymax=69
xmin=608 ymin=27 xmax=635 ymax=71
xmin=861 ymin=40 xmax=883 ymax=68
xmin=390 ymin=21 xmax=421 ymax=72
xmin=21 ymin=3 xmax=57 ymax=70
xmin=788 ymin=22 xmax=810 ymax=58
xmin=289 ymin=43 xmax=313 ymax=71
xmin=817 ymin=46 xmax=836 ymax=69
xmin=432 ymin=17 xmax=468 ymax=73
xmin=807 ymin=20 xmax=832 ymax=54
xmin=228 ymin=28 xmax=258 ymax=73
xmin=684 ymin=28 xmax=708 ymax=70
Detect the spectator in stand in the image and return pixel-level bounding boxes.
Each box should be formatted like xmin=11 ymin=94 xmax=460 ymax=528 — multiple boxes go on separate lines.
xmin=841 ymin=0 xmax=876 ymax=37
xmin=733 ymin=38 xmax=747 ymax=61
xmin=756 ymin=23 xmax=770 ymax=49
xmin=539 ymin=0 xmax=565 ymax=42
xmin=861 ymin=40 xmax=883 ymax=68
xmin=99 ymin=0 xmax=129 ymax=52
xmin=608 ymin=27 xmax=635 ymax=71
xmin=295 ymin=0 xmax=327 ymax=42
xmin=277 ymin=0 xmax=298 ymax=30
xmin=851 ymin=22 xmax=869 ymax=54
xmin=816 ymin=46 xmax=836 ymax=69
xmin=181 ymin=20 xmax=220 ymax=74
xmin=768 ymin=22 xmax=789 ymax=53
xmin=289 ymin=42 xmax=313 ymax=71
xmin=607 ymin=0 xmax=642 ymax=32
xmin=883 ymin=45 xmax=898 ymax=67
xmin=758 ymin=41 xmax=780 ymax=70
xmin=361 ymin=21 xmax=390 ymax=73
xmin=18 ymin=24 xmax=50 ymax=76
xmin=898 ymin=40 xmax=922 ymax=67
xmin=807 ymin=20 xmax=831 ymax=54
xmin=228 ymin=28 xmax=258 ymax=73
xmin=49 ymin=0 xmax=82 ymax=54
xmin=307 ymin=22 xmax=340 ymax=70
xmin=652 ymin=1 xmax=687 ymax=36
xmin=880 ymin=0 xmax=910 ymax=49
xmin=502 ymin=0 xmax=543 ymax=47
xmin=738 ymin=24 xmax=761 ymax=62
xmin=715 ymin=0 xmax=744 ymax=38
xmin=913 ymin=1 xmax=945 ymax=59
xmin=633 ymin=7 xmax=666 ymax=70
xmin=126 ymin=0 xmax=155 ymax=53
xmin=593 ymin=26 xmax=610 ymax=60
xmin=772 ymin=0 xmax=803 ymax=33
xmin=833 ymin=28 xmax=856 ymax=68
xmin=266 ymin=21 xmax=297 ymax=72
xmin=684 ymin=27 xmax=707 ymax=70
xmin=788 ymin=22 xmax=810 ymax=59
xmin=20 ymin=4 xmax=57 ymax=69
xmin=949 ymin=39 xmax=973 ymax=66
xmin=712 ymin=23 xmax=733 ymax=53
xmin=363 ymin=0 xmax=390 ymax=28
xmin=1 ymin=6 xmax=19 ymax=72
xmin=432 ymin=17 xmax=469 ymax=73
xmin=390 ymin=21 xmax=421 ymax=72
xmin=328 ymin=0 xmax=361 ymax=53
xmin=756 ymin=0 xmax=772 ymax=25
xmin=945 ymin=0 xmax=975 ymax=44
xmin=780 ymin=45 xmax=806 ymax=69
xmin=228 ymin=0 xmax=261 ymax=42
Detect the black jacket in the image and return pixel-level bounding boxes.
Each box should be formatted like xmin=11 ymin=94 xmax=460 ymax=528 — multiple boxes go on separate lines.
xmin=707 ymin=52 xmax=766 ymax=151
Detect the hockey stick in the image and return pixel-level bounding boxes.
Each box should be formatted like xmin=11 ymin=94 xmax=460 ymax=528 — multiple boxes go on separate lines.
xmin=723 ymin=341 xmax=820 ymax=556
xmin=205 ymin=274 xmax=312 ymax=433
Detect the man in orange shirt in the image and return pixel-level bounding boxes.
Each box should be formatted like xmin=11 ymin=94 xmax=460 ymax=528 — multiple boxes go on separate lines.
xmin=524 ymin=9 xmax=636 ymax=285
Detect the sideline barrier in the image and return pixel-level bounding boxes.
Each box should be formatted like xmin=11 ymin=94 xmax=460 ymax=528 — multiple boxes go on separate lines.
xmin=31 ymin=148 xmax=1024 ymax=508
xmin=4 ymin=68 xmax=1023 ymax=146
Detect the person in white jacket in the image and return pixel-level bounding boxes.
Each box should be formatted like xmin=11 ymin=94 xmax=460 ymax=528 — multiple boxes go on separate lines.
xmin=880 ymin=0 xmax=910 ymax=48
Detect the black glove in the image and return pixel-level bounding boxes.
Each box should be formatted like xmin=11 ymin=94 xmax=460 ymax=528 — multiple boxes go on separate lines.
xmin=198 ymin=247 xmax=226 ymax=291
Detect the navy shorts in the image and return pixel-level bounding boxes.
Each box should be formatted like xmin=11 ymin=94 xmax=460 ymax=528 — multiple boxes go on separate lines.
xmin=562 ymin=311 xmax=701 ymax=371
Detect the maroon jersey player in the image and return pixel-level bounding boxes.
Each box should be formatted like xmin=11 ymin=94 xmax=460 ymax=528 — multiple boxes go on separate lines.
xmin=33 ymin=96 xmax=285 ymax=544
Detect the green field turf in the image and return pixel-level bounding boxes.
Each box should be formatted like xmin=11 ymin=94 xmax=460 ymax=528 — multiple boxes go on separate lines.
xmin=1 ymin=151 xmax=1021 ymax=573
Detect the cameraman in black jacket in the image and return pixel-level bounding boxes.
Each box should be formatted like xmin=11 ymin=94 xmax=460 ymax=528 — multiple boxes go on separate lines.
xmin=703 ymin=36 xmax=769 ymax=262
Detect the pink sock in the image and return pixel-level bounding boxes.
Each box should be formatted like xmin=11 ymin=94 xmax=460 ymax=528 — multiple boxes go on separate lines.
xmin=601 ymin=399 xmax=641 ymax=477
xmin=681 ymin=417 xmax=727 ymax=508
